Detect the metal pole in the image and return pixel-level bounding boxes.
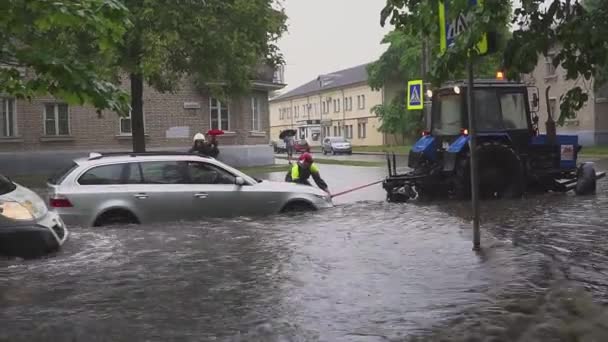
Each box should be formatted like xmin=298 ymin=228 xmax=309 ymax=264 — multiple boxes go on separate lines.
xmin=467 ymin=58 xmax=481 ymax=251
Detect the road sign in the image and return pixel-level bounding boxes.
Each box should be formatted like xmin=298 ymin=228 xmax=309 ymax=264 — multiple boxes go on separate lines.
xmin=439 ymin=0 xmax=488 ymax=55
xmin=407 ymin=80 xmax=423 ymax=110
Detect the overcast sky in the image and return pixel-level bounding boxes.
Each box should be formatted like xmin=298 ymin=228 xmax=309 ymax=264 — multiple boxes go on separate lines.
xmin=276 ymin=0 xmax=391 ymax=93
xmin=275 ymin=0 xmax=549 ymax=93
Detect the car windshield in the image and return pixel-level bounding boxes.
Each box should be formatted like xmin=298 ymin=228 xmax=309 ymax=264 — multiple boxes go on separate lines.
xmin=0 ymin=174 xmax=16 ymax=195
xmin=331 ymin=137 xmax=347 ymax=142
xmin=432 ymin=93 xmax=463 ymax=136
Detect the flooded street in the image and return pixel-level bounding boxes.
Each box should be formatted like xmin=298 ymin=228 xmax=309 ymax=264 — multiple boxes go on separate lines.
xmin=2 ymin=159 xmax=608 ymax=341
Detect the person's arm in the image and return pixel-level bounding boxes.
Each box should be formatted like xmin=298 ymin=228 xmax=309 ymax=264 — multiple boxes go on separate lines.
xmin=310 ymin=164 xmax=328 ymax=192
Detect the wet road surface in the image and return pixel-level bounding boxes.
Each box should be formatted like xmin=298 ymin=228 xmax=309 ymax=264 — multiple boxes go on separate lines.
xmin=2 ymin=160 xmax=608 ymax=341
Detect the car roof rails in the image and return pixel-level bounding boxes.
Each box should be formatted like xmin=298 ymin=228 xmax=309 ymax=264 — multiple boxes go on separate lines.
xmin=87 ymin=151 xmax=211 ymax=161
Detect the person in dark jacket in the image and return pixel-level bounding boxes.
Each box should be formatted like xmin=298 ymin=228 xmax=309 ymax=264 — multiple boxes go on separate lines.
xmin=207 ymin=134 xmax=220 ymax=158
xmin=189 ymin=133 xmax=213 ymax=156
xmin=285 ymin=152 xmax=330 ymax=194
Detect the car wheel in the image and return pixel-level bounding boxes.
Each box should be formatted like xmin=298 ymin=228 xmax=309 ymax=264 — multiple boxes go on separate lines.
xmin=94 ymin=209 xmax=139 ymax=227
xmin=281 ymin=201 xmax=317 ymax=213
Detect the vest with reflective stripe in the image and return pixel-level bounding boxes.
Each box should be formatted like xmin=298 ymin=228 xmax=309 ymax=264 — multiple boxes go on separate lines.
xmin=290 ymin=163 xmax=319 ymax=180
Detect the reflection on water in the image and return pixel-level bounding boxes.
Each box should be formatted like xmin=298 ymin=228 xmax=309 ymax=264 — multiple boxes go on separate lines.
xmin=1 ymin=161 xmax=608 ymax=341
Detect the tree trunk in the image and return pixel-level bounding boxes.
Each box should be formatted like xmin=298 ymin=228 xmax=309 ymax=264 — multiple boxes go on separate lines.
xmin=130 ymin=73 xmax=146 ymax=152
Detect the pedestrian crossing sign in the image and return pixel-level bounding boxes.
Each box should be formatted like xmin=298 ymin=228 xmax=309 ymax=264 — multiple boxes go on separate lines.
xmin=407 ymin=80 xmax=423 ymax=110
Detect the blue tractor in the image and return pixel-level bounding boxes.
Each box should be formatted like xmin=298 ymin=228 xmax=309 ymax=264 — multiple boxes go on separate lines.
xmin=383 ymin=79 xmax=606 ymax=202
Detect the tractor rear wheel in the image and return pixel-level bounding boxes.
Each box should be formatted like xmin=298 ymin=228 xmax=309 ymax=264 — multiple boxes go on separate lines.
xmin=454 ymin=141 xmax=525 ymax=200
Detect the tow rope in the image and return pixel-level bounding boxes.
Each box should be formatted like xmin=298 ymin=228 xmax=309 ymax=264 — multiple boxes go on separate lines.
xmin=330 ymin=180 xmax=384 ymax=199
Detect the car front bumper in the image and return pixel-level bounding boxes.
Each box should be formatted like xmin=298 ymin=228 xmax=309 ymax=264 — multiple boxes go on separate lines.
xmin=331 ymin=146 xmax=352 ymax=152
xmin=0 ymin=211 xmax=69 ymax=259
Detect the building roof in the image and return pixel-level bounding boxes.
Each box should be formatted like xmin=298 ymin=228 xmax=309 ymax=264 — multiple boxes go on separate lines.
xmin=270 ymin=62 xmax=372 ymax=102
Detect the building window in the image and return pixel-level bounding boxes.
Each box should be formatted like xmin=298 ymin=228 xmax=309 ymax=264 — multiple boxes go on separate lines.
xmin=251 ymin=97 xmax=261 ymax=131
xmin=119 ymin=110 xmax=132 ymax=135
xmin=44 ymin=103 xmax=70 ymax=136
xmin=210 ymin=98 xmax=229 ymax=131
xmin=344 ymin=97 xmax=352 ymax=111
xmin=326 ymin=100 xmax=331 ymax=114
xmin=333 ymin=99 xmax=341 ymax=113
xmin=1 ymin=98 xmax=16 ymax=137
xmin=545 ymin=55 xmax=556 ymax=77
xmin=345 ymin=125 xmax=353 ymax=139
xmin=358 ymin=123 xmax=367 ymax=139
xmin=357 ymin=95 xmax=366 ymax=109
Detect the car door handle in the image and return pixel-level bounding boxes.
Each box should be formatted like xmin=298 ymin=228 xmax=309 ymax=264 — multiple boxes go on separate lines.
xmin=134 ymin=193 xmax=149 ymax=199
xmin=194 ymin=193 xmax=208 ymax=199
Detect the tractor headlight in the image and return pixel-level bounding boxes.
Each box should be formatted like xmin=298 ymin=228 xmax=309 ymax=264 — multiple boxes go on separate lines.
xmin=0 ymin=200 xmax=35 ymax=221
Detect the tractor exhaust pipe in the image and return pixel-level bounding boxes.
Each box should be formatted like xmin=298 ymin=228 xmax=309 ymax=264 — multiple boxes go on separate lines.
xmin=545 ymin=86 xmax=557 ymax=145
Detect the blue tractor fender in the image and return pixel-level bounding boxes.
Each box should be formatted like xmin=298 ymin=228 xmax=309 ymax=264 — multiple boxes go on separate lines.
xmin=443 ymin=133 xmax=513 ymax=172
xmin=447 ymin=132 xmax=512 ymax=154
xmin=411 ymin=135 xmax=437 ymax=161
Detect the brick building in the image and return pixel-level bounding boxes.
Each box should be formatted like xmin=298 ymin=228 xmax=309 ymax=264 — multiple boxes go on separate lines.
xmin=525 ymin=49 xmax=608 ymax=146
xmin=0 ymin=66 xmax=285 ymax=174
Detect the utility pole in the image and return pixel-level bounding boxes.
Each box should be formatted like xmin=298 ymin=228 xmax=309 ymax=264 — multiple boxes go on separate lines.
xmin=467 ymin=57 xmax=481 ymax=251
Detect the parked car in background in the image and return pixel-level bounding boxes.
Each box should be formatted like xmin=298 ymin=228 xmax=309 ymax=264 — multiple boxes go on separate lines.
xmin=322 ymin=136 xmax=353 ymax=155
xmin=271 ymin=139 xmax=287 ymax=153
xmin=0 ymin=173 xmax=68 ymax=258
xmin=294 ymin=138 xmax=311 ymax=153
xmin=47 ymin=152 xmax=333 ymax=227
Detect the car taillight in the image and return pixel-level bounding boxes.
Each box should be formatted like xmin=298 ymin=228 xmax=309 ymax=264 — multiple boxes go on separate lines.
xmin=421 ymin=130 xmax=431 ymax=136
xmin=50 ymin=196 xmax=72 ymax=208
xmin=460 ymin=128 xmax=469 ymax=136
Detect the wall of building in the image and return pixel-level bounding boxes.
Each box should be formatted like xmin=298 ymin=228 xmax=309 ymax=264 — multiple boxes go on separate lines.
xmin=0 ymin=80 xmax=277 ymax=170
xmin=0 ymin=80 xmax=272 ymax=152
xmin=525 ymin=51 xmax=600 ymax=146
xmin=270 ymin=82 xmax=386 ymax=146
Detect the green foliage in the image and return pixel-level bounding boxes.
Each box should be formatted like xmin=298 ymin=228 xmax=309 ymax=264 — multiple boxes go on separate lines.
xmin=0 ymin=0 xmax=131 ymax=114
xmin=380 ymin=0 xmax=608 ymax=124
xmin=118 ymin=0 xmax=287 ymax=151
xmin=372 ymin=93 xmax=423 ymax=144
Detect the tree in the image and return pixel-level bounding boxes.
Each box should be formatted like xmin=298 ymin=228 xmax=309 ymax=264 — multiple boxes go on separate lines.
xmin=0 ymin=0 xmax=131 ymax=114
xmin=117 ymin=0 xmax=287 ymax=152
xmin=371 ymin=95 xmax=423 ymax=144
xmin=380 ymin=0 xmax=608 ymax=124
xmin=366 ymin=25 xmax=505 ymax=142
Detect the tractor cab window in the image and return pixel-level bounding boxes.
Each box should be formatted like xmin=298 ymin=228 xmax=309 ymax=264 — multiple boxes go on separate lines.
xmin=474 ymin=89 xmax=502 ymax=131
xmin=500 ymin=93 xmax=529 ymax=130
xmin=432 ymin=94 xmax=462 ymax=136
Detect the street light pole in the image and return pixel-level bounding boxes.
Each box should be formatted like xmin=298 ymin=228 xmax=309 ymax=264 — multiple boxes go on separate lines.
xmin=467 ymin=57 xmax=481 ymax=251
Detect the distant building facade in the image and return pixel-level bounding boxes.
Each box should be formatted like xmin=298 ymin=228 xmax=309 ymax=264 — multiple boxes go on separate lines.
xmin=269 ymin=63 xmax=398 ymax=147
xmin=525 ymin=50 xmax=608 ymax=146
xmin=0 ymin=65 xmax=286 ymax=153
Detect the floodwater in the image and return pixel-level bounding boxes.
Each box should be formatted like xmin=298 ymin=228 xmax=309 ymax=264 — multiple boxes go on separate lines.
xmin=2 ymin=159 xmax=608 ymax=341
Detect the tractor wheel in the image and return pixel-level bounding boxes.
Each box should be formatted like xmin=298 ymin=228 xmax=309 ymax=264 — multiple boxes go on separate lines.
xmin=454 ymin=141 xmax=525 ymax=200
xmin=575 ymin=162 xmax=597 ymax=195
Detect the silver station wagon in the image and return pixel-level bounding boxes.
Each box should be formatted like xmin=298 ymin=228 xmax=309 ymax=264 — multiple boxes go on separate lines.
xmin=47 ymin=152 xmax=333 ymax=227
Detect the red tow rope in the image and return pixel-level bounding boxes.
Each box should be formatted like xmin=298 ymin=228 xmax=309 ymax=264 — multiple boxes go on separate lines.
xmin=330 ymin=180 xmax=384 ymax=199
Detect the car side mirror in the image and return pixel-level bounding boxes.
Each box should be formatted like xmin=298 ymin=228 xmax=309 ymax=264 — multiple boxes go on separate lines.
xmin=235 ymin=177 xmax=245 ymax=186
